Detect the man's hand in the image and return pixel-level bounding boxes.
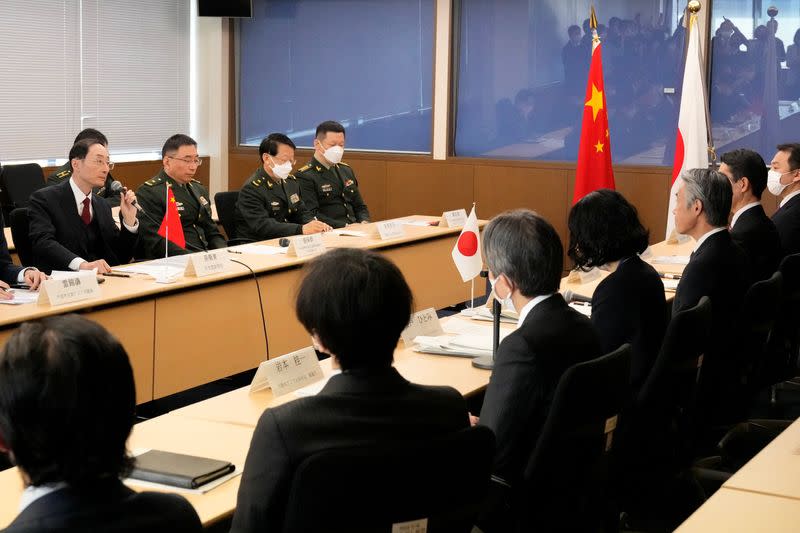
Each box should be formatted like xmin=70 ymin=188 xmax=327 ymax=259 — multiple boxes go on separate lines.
xmin=469 ymin=413 xmax=479 ymax=427
xmin=302 ymin=220 xmax=332 ymax=234
xmin=119 ymin=190 xmax=138 ymax=227
xmin=80 ymin=259 xmax=112 ymax=274
xmin=0 ymin=281 xmax=12 ymax=301
xmin=23 ymin=269 xmax=48 ymax=290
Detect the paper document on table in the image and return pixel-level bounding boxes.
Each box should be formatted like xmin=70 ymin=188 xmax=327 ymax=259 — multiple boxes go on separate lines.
xmin=402 ymin=220 xmax=436 ymax=227
xmin=651 ymin=256 xmax=690 ymax=265
xmin=662 ymin=279 xmax=680 ymax=290
xmin=331 ymin=229 xmax=368 ymax=237
xmin=569 ymin=302 xmax=592 ymax=317
xmin=230 ymin=244 xmax=287 ymax=255
xmin=294 ymin=370 xmax=341 ymax=397
xmin=465 ymin=307 xmax=518 ymax=324
xmin=442 ymin=319 xmax=496 ymax=336
xmin=0 ymin=289 xmax=40 ymax=305
xmin=114 ymin=264 xmax=185 ymax=280
xmin=412 ymin=331 xmax=510 ymax=358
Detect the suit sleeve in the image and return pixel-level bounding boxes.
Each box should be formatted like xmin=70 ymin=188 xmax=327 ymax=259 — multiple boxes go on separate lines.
xmin=672 ymin=260 xmax=706 ymax=314
xmin=135 ymin=186 xmax=190 ymax=259
xmin=591 ymin=280 xmax=627 ymax=355
xmin=298 ymin=175 xmax=344 ymax=228
xmin=0 ymin=214 xmax=23 ymax=283
xmin=230 ymin=410 xmax=293 ymax=533
xmin=237 ymin=185 xmax=302 ymax=239
xmin=28 ymin=192 xmax=81 ymax=271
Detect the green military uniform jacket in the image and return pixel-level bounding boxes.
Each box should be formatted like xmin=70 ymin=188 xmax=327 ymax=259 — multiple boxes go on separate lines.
xmin=295 ymin=156 xmax=370 ymax=229
xmin=46 ymin=162 xmax=120 ymax=207
xmin=135 ymin=170 xmax=226 ymax=259
xmin=235 ymin=166 xmax=313 ymax=241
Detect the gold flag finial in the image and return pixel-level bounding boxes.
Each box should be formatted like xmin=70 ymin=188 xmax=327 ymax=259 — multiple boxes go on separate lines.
xmin=589 ymin=5 xmax=598 ymax=30
xmin=687 ymin=1 xmax=701 ymax=15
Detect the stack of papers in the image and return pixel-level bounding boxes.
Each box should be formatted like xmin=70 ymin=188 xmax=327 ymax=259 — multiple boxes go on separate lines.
xmin=0 ymin=289 xmax=39 ymax=305
xmin=412 ymin=332 xmax=510 ymax=358
xmin=651 ymin=256 xmax=690 ymax=265
xmin=462 ymin=307 xmax=518 ymax=324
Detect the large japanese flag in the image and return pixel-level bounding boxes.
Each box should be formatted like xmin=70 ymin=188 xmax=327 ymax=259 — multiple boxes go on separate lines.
xmin=667 ymin=11 xmax=710 ymax=238
xmin=452 ymin=206 xmax=482 ymax=282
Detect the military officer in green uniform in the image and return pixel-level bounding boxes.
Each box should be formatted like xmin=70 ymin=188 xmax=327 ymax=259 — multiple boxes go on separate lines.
xmin=47 ymin=128 xmax=120 ymax=207
xmin=136 ymin=134 xmax=226 ymax=258
xmin=295 ymin=121 xmax=370 ymax=228
xmin=235 ymin=133 xmax=330 ymax=241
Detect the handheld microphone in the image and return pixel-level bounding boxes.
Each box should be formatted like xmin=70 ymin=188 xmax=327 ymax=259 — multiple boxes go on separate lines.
xmin=278 ymin=238 xmax=291 ymax=247
xmin=110 ymin=180 xmax=143 ymax=212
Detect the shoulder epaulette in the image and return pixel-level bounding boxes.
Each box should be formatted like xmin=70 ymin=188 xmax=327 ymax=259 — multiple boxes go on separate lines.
xmin=251 ymin=178 xmax=263 ymax=188
xmin=287 ymin=174 xmax=297 ymax=181
xmin=338 ymin=162 xmax=351 ymax=168
xmin=297 ymin=164 xmax=312 ymax=172
xmin=144 ymin=176 xmax=164 ymax=186
xmin=55 ymin=170 xmax=70 ymax=178
xmin=191 ymin=178 xmax=203 ymax=186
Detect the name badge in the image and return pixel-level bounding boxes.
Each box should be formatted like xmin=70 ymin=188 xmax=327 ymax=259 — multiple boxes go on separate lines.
xmin=289 ymin=193 xmax=300 ymax=204
xmin=440 ymin=209 xmax=468 ymax=228
xmin=321 ymin=184 xmax=333 ymax=193
xmin=184 ymin=251 xmax=228 ymax=277
xmin=344 ymin=179 xmax=354 ymax=187
xmin=38 ymin=272 xmax=100 ymax=306
xmin=287 ymin=233 xmax=325 ymax=258
xmin=400 ymin=308 xmax=444 ymax=345
xmin=251 ymin=346 xmax=324 ymax=397
xmin=375 ymin=219 xmax=405 ymax=240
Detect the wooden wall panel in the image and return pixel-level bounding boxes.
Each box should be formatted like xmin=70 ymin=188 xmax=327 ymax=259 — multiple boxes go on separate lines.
xmin=42 ymin=157 xmax=211 ymax=191
xmin=385 ymin=161 xmax=473 ymax=219
xmin=613 ymin=169 xmax=671 ymax=243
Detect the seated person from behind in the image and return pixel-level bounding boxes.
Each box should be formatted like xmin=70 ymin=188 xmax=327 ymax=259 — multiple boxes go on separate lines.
xmin=296 ymin=120 xmax=370 ymax=228
xmin=476 ymin=209 xmax=602 ymax=531
xmin=0 ymin=315 xmax=202 ymax=532
xmin=136 ymin=134 xmax=226 ymax=258
xmin=568 ymin=189 xmax=666 ymax=393
xmin=769 ymin=143 xmax=800 ymax=256
xmin=230 ymin=248 xmax=468 ymax=533
xmin=235 ymin=133 xmax=330 ymax=241
xmin=28 ymin=139 xmax=139 ymax=274
xmin=46 ymin=128 xmax=120 ymax=207
xmin=720 ymin=148 xmax=782 ymax=280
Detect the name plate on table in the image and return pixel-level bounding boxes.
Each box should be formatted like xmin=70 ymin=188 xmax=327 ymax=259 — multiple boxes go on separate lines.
xmin=566 ymin=268 xmax=602 ymax=285
xmin=440 ymin=209 xmax=468 ymax=228
xmin=375 ymin=219 xmax=405 ymax=240
xmin=287 ymin=234 xmax=325 ymax=258
xmin=38 ymin=272 xmax=100 ymax=306
xmin=400 ymin=307 xmax=445 ymax=345
xmin=184 ymin=251 xmax=228 ymax=277
xmin=250 ymin=346 xmax=324 ymax=397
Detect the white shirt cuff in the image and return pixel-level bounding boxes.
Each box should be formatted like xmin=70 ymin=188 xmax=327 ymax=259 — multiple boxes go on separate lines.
xmin=122 ymin=219 xmax=139 ymax=233
xmin=16 ymin=268 xmax=34 ymax=284
xmin=69 ymin=257 xmax=86 ymax=271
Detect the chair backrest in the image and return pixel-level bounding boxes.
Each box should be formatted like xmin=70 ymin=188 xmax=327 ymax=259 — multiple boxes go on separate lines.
xmin=213 ymin=191 xmax=239 ymax=240
xmin=739 ymin=272 xmax=783 ymax=389
xmin=281 ymin=426 xmax=495 ymax=533
xmin=9 ymin=208 xmax=32 ymax=267
xmin=0 ymin=164 xmax=46 ymax=222
xmin=766 ymin=254 xmax=800 ymax=383
xmin=520 ymin=344 xmax=631 ymax=530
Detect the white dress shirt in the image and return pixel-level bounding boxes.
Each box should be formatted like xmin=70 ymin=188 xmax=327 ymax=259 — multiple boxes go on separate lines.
xmin=18 ymin=482 xmax=68 ymax=512
xmin=517 ymin=293 xmax=556 ymax=326
xmin=730 ymin=202 xmax=760 ymax=229
xmin=693 ymin=226 xmax=727 ymax=253
xmin=780 ymin=189 xmax=800 ymax=208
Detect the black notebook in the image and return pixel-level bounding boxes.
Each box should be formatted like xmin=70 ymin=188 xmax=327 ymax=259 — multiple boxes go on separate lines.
xmin=130 ymin=450 xmax=235 ymax=489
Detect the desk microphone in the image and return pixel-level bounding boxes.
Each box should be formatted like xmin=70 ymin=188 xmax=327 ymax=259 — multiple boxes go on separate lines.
xmin=278 ymin=238 xmax=290 ymax=247
xmin=472 ymin=297 xmax=500 ymax=370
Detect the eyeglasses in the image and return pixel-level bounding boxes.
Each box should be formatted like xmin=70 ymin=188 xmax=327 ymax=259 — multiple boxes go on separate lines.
xmin=168 ymin=156 xmax=203 ymax=166
xmin=85 ymin=158 xmax=114 ymax=170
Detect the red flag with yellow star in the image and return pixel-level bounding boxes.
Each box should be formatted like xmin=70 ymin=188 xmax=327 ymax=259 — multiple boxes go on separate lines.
xmin=573 ymin=8 xmax=615 ymax=204
xmin=157 ymin=185 xmax=186 ymax=249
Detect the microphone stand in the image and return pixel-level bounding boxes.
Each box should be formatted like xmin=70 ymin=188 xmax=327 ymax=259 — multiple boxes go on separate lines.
xmin=472 ymin=297 xmax=500 ymax=370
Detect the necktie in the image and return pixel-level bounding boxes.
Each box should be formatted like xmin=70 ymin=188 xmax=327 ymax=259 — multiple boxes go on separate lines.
xmin=81 ymin=196 xmax=91 ymax=225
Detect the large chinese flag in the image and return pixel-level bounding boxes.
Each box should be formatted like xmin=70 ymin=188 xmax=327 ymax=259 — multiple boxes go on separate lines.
xmin=573 ymin=8 xmax=615 ymax=204
xmin=157 ymin=185 xmax=186 ymax=248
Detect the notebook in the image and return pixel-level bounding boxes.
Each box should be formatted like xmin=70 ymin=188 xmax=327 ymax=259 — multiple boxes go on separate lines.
xmin=130 ymin=450 xmax=235 ymax=489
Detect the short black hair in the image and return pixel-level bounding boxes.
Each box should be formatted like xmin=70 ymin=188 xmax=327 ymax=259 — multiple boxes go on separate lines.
xmin=68 ymin=138 xmax=104 ymax=162
xmin=315 ymin=120 xmax=346 ymax=140
xmin=720 ymin=148 xmax=768 ymax=199
xmin=259 ymin=133 xmax=296 ymax=160
xmin=73 ymin=128 xmax=108 ymax=146
xmin=295 ymin=248 xmax=412 ymax=370
xmin=568 ymin=189 xmax=649 ymax=269
xmin=0 ymin=315 xmax=136 ymax=488
xmin=483 ymin=209 xmax=563 ymax=297
xmin=777 ymin=143 xmax=800 ymax=171
xmin=568 ymin=24 xmax=581 ymax=36
xmin=162 ymin=134 xmax=197 ymax=158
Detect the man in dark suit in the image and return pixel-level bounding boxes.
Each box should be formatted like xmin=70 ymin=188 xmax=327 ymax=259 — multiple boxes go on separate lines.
xmin=672 ymin=168 xmax=751 ymax=427
xmin=230 ymin=249 xmax=468 ymax=533
xmin=475 ymin=210 xmax=602 ymax=531
xmin=0 ymin=315 xmax=202 ymax=532
xmin=720 ymin=148 xmax=782 ymax=280
xmin=28 ymin=139 xmax=139 ymax=274
xmin=0 ymin=212 xmax=47 ymax=301
xmin=769 ymin=143 xmax=800 ymax=256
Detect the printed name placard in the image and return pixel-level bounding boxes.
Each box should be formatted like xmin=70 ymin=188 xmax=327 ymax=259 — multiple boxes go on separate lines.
xmin=184 ymin=251 xmax=228 ymax=277
xmin=392 ymin=519 xmax=428 ymax=533
xmin=440 ymin=209 xmax=468 ymax=228
xmin=38 ymin=272 xmax=100 ymax=306
xmin=254 ymin=346 xmax=324 ymax=397
xmin=375 ymin=219 xmax=405 ymax=240
xmin=287 ymin=234 xmax=325 ymax=258
xmin=400 ymin=307 xmax=444 ymax=345
xmin=566 ymin=268 xmax=602 ymax=285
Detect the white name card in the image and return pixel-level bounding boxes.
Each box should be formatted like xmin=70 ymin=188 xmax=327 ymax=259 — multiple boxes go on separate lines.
xmin=566 ymin=268 xmax=602 ymax=285
xmin=38 ymin=272 xmax=100 ymax=306
xmin=440 ymin=209 xmax=468 ymax=228
xmin=254 ymin=346 xmax=324 ymax=397
xmin=287 ymin=233 xmax=326 ymax=258
xmin=392 ymin=519 xmax=428 ymax=533
xmin=184 ymin=251 xmax=228 ymax=277
xmin=400 ymin=307 xmax=445 ymax=345
xmin=666 ymin=228 xmax=692 ymax=245
xmin=376 ymin=219 xmax=405 ymax=240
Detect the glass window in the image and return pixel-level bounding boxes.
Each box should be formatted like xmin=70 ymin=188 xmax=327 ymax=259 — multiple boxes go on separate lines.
xmin=238 ymin=0 xmax=434 ymax=153
xmin=709 ymin=0 xmax=800 ymax=162
xmin=453 ymin=0 xmax=686 ymax=165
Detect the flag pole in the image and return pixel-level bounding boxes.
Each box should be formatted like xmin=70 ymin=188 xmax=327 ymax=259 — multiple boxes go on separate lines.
xmin=165 ymin=183 xmax=169 ymax=260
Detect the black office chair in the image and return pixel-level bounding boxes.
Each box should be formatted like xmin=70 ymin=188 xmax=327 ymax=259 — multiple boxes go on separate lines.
xmin=281 ymin=426 xmax=495 ymax=533
xmin=518 ymin=344 xmax=631 ymax=532
xmin=0 ymin=163 xmax=46 ymax=224
xmin=766 ymin=254 xmax=800 ymax=401
xmin=213 ymin=191 xmax=251 ymax=245
xmin=9 ymin=208 xmax=33 ymax=267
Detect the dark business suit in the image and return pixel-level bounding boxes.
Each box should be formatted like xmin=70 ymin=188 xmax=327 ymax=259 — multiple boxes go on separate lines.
xmin=772 ymin=193 xmax=800 ymax=257
xmin=28 ymin=180 xmax=137 ymax=273
xmin=230 ymin=367 xmax=468 ymax=533
xmin=0 ymin=211 xmax=24 ymax=284
xmin=592 ymin=256 xmax=667 ymax=392
xmin=477 ymin=295 xmax=602 ymax=529
xmin=2 ymin=478 xmax=202 ymax=532
xmin=731 ymin=204 xmax=782 ymax=280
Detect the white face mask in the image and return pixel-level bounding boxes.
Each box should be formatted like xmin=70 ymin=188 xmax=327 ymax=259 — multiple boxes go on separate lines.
xmin=489 ymin=275 xmax=515 ymax=313
xmin=767 ymin=169 xmax=792 ymax=196
xmin=269 ymin=156 xmax=292 ymax=180
xmin=322 ymin=145 xmax=344 ymax=165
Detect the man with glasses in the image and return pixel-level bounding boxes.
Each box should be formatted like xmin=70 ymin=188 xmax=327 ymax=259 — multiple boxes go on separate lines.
xmin=28 ymin=139 xmax=139 ymax=273
xmin=136 ymin=134 xmax=226 ymax=258
xmin=47 ymin=128 xmax=120 ymax=207
xmin=235 ymin=133 xmax=330 ymax=241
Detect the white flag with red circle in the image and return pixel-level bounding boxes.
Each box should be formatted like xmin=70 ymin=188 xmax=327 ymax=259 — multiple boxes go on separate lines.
xmin=451 ymin=206 xmax=482 ymax=282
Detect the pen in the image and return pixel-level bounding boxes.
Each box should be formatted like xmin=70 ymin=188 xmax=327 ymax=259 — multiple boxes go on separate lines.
xmin=102 ymin=272 xmax=131 ymax=278
xmin=227 ymin=249 xmax=243 ymax=254
xmin=659 ymin=273 xmax=681 ymax=280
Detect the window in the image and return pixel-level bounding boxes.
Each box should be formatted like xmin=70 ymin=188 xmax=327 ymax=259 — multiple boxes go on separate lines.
xmin=238 ymin=0 xmax=434 ymax=153
xmin=0 ymin=0 xmax=190 ymax=162
xmin=453 ymin=0 xmax=685 ymax=165
xmin=709 ymin=0 xmax=800 ymax=163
